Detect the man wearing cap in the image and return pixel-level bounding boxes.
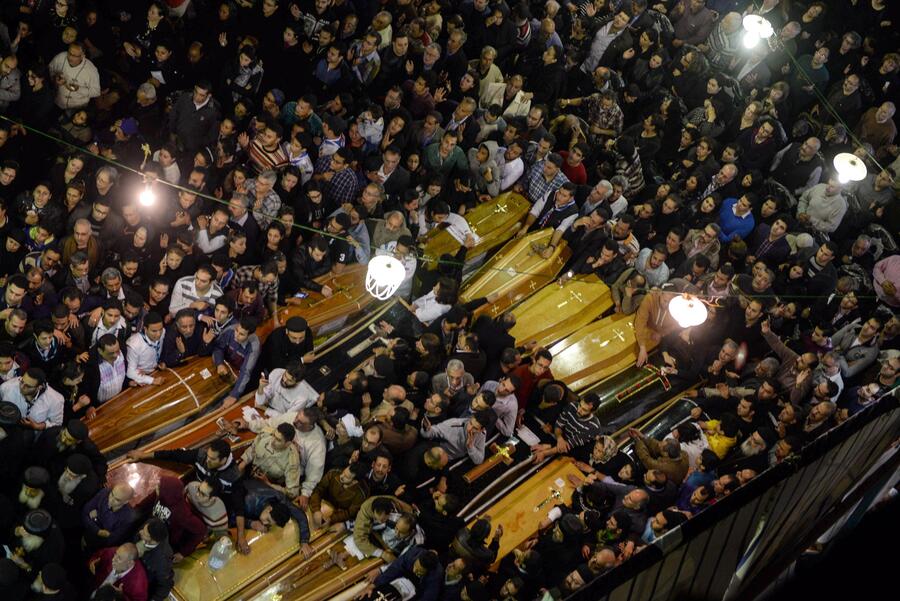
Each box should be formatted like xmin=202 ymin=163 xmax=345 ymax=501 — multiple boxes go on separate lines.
xmin=89 ymin=543 xmax=149 ymax=601
xmin=29 ymin=563 xmax=74 ymax=600
xmin=254 ymin=360 xmax=318 ymax=418
xmin=32 ymin=419 xmax=109 ymax=480
xmin=0 ymin=557 xmax=28 ymax=599
xmin=82 ymin=483 xmax=136 ymax=551
xmin=17 ymin=466 xmax=50 ymax=513
xmin=258 ymin=316 xmax=315 ymax=374
xmin=11 ymin=509 xmax=65 ymax=573
xmin=0 ymin=368 xmax=64 ymax=432
xmin=0 ymin=401 xmax=30 ymax=489
xmin=46 ymin=453 xmax=100 ymax=530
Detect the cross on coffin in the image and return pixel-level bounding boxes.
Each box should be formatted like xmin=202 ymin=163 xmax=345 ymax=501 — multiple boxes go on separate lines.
xmin=463 ymin=442 xmax=515 ymax=483
xmin=556 ymin=290 xmax=585 ymax=309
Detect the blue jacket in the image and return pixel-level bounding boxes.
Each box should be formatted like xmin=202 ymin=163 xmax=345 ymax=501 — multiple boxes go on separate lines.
xmin=375 ymin=545 xmax=443 ymax=601
xmin=212 ymin=325 xmax=261 ymax=397
xmin=718 ymin=198 xmax=756 ymax=242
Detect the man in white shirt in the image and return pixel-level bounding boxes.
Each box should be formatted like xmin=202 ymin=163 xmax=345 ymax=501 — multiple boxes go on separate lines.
xmin=0 ymin=368 xmax=64 ymax=431
xmin=168 ymin=265 xmax=224 ymax=316
xmin=480 ymin=375 xmax=520 ymax=438
xmin=125 ymin=312 xmax=166 ymax=386
xmin=497 ymin=142 xmax=525 ymax=191
xmin=195 ymin=208 xmax=231 ymax=255
xmin=48 ymin=42 xmax=101 ymax=110
xmin=253 ymin=361 xmax=319 ymax=418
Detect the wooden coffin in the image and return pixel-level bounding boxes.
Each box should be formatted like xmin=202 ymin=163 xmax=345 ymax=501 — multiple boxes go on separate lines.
xmin=302 ymin=299 xmax=413 ymax=392
xmin=172 ymin=521 xmax=305 ymax=601
xmin=508 ymin=274 xmax=613 ymax=349
xmin=247 ymin=540 xmax=380 ymax=601
xmin=579 ymin=362 xmax=694 ymax=436
xmin=256 ymin=264 xmax=374 ymax=341
xmin=88 ymin=357 xmax=236 ymax=455
xmin=459 ymin=229 xmax=571 ymax=320
xmin=419 ymin=192 xmax=529 ymax=270
xmin=548 ymin=313 xmax=645 ymax=392
xmin=475 ymin=457 xmax=584 ymax=566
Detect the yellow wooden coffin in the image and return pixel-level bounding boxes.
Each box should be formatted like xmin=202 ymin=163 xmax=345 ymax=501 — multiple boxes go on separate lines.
xmin=88 ymin=357 xmax=236 ymax=454
xmin=257 ymin=264 xmax=374 ymax=341
xmin=509 ymin=274 xmax=613 ymax=349
xmin=419 ymin=192 xmax=529 ymax=269
xmin=548 ymin=313 xmax=640 ymax=392
xmin=459 ymin=229 xmax=571 ymax=320
xmin=475 ymin=457 xmax=584 ymax=566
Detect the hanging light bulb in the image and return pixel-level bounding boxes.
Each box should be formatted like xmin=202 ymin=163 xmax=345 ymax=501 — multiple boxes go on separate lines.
xmin=833 ymin=152 xmax=867 ymax=184
xmin=668 ymin=294 xmax=708 ymax=328
xmin=742 ymin=14 xmax=774 ymax=49
xmin=138 ymin=182 xmax=156 ymax=206
xmin=365 ymin=255 xmax=406 ymax=300
xmin=742 ymin=30 xmax=761 ymax=49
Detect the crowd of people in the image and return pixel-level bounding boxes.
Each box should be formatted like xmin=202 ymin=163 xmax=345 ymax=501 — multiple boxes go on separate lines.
xmin=0 ymin=0 xmax=898 ymax=599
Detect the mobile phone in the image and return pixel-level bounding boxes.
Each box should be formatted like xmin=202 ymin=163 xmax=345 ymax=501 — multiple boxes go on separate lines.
xmin=294 ymin=291 xmax=309 ymax=299
xmin=215 ymin=417 xmax=229 ymax=430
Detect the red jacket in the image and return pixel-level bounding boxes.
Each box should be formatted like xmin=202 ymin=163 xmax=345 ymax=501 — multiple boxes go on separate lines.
xmin=91 ymin=547 xmax=149 ymax=601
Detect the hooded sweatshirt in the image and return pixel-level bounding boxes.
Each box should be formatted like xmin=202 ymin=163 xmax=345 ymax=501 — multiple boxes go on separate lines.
xmin=145 ymin=476 xmax=207 ymax=558
xmin=467 ymin=141 xmax=501 ymax=197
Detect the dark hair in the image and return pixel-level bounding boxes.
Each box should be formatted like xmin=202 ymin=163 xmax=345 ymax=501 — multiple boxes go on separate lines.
xmin=372 ymin=497 xmax=394 ymax=515
xmin=267 ymin=500 xmax=291 ymax=527
xmin=145 ymin=517 xmax=168 ymax=542
xmin=276 ymin=422 xmax=296 ymax=441
xmin=208 ymin=439 xmax=231 ymax=460
xmin=97 ymin=334 xmax=119 ymax=351
xmin=144 ymin=312 xmax=163 ymax=328
xmin=239 ymin=316 xmax=259 ymax=332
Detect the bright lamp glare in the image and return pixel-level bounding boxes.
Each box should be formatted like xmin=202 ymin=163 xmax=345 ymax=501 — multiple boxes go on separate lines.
xmin=743 ymin=31 xmax=760 ymax=48
xmin=139 ymin=185 xmax=156 ymax=206
xmin=668 ymin=294 xmax=708 ymax=328
xmin=833 ymin=152 xmax=867 ymax=184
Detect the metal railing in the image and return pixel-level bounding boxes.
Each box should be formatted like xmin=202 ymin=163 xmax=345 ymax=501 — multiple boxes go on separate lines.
xmin=566 ymin=387 xmax=900 ymax=601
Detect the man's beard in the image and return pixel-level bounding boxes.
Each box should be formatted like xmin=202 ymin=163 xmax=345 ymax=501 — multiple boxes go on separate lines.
xmin=19 ymin=532 xmax=44 ymax=552
xmin=740 ymin=438 xmax=763 ymax=457
xmin=19 ymin=487 xmax=44 ymax=509
xmin=58 ymin=473 xmax=83 ymax=501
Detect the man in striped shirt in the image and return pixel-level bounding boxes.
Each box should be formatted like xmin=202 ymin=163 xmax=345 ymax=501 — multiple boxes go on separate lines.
xmin=531 ymin=394 xmax=602 ymax=462
xmin=168 ymin=265 xmax=224 ymax=317
xmin=245 ymin=170 xmax=283 ymax=229
xmin=241 ymin=121 xmax=289 ymax=175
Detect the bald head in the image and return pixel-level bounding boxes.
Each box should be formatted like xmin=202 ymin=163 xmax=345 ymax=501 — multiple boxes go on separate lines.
xmin=876 ymin=102 xmax=896 ymax=123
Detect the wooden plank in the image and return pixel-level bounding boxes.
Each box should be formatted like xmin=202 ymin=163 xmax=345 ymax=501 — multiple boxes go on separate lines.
xmin=459 ymin=229 xmax=571 ymax=320
xmin=509 ymin=274 xmax=613 ymax=349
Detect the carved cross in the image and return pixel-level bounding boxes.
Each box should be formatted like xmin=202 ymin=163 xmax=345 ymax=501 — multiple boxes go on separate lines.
xmin=534 ymin=488 xmax=562 ymax=512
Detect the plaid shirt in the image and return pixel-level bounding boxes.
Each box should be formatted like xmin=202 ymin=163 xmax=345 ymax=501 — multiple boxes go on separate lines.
xmin=586 ymin=97 xmax=624 ymax=137
xmin=319 ymin=162 xmax=360 ymax=206
xmin=524 ymin=161 xmax=570 ymax=205
xmin=232 ymin=265 xmax=279 ymax=311
xmin=245 ymin=179 xmax=283 ymax=229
